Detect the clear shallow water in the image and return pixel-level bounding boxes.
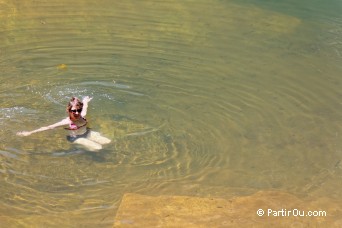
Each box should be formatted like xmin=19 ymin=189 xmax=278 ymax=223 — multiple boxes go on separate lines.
xmin=0 ymin=0 xmax=341 ymax=226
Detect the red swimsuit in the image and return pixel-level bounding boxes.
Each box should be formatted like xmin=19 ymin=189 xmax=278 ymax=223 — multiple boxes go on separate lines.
xmin=66 ymin=117 xmax=87 ymax=130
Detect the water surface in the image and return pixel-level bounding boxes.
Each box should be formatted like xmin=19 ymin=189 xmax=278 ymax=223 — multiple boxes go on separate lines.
xmin=0 ymin=0 xmax=341 ymax=226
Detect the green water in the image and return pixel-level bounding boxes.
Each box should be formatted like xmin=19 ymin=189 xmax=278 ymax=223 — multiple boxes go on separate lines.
xmin=1 ymin=0 xmax=341 ymax=226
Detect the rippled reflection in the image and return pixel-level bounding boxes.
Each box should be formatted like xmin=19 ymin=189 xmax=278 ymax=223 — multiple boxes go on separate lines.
xmin=0 ymin=0 xmax=341 ymax=227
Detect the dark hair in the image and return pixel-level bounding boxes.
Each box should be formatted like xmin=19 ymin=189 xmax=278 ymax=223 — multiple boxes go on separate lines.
xmin=66 ymin=97 xmax=83 ymax=112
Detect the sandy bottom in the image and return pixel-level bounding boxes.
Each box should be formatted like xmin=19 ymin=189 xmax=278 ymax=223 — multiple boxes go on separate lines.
xmin=113 ymin=191 xmax=342 ymax=227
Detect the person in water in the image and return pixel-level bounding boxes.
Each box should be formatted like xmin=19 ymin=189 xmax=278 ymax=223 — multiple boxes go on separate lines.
xmin=17 ymin=96 xmax=111 ymax=151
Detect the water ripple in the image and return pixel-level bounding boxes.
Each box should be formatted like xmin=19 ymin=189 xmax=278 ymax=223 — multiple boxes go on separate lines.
xmin=0 ymin=0 xmax=341 ymax=226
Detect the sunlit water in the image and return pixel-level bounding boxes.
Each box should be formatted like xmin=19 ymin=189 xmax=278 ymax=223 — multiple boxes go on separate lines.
xmin=0 ymin=0 xmax=341 ymax=227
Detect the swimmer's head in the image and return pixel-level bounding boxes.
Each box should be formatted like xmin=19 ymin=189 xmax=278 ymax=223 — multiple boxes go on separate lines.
xmin=66 ymin=97 xmax=83 ymax=113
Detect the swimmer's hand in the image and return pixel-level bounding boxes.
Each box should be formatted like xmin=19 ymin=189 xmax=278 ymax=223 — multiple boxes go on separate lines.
xmin=81 ymin=96 xmax=92 ymax=116
xmin=17 ymin=131 xmax=32 ymax=136
xmin=82 ymin=96 xmax=93 ymax=104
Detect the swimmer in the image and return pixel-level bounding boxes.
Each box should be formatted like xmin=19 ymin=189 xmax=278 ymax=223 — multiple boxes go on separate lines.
xmin=17 ymin=96 xmax=111 ymax=151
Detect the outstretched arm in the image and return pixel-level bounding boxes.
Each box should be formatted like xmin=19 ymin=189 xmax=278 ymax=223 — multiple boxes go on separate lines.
xmin=17 ymin=118 xmax=70 ymax=136
xmin=81 ymin=96 xmax=93 ymax=117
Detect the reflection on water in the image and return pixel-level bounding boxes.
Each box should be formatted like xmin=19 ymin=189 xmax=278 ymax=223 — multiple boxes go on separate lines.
xmin=0 ymin=0 xmax=341 ymax=226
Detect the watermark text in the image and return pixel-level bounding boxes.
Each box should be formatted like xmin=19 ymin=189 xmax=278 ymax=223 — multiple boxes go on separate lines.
xmin=257 ymin=208 xmax=327 ymax=217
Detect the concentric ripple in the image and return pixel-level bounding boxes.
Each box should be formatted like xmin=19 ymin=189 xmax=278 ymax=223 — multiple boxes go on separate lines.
xmin=0 ymin=0 xmax=341 ymax=227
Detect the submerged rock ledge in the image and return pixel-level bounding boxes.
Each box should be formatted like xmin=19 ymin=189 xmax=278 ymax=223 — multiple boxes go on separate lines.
xmin=114 ymin=191 xmax=341 ymax=227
